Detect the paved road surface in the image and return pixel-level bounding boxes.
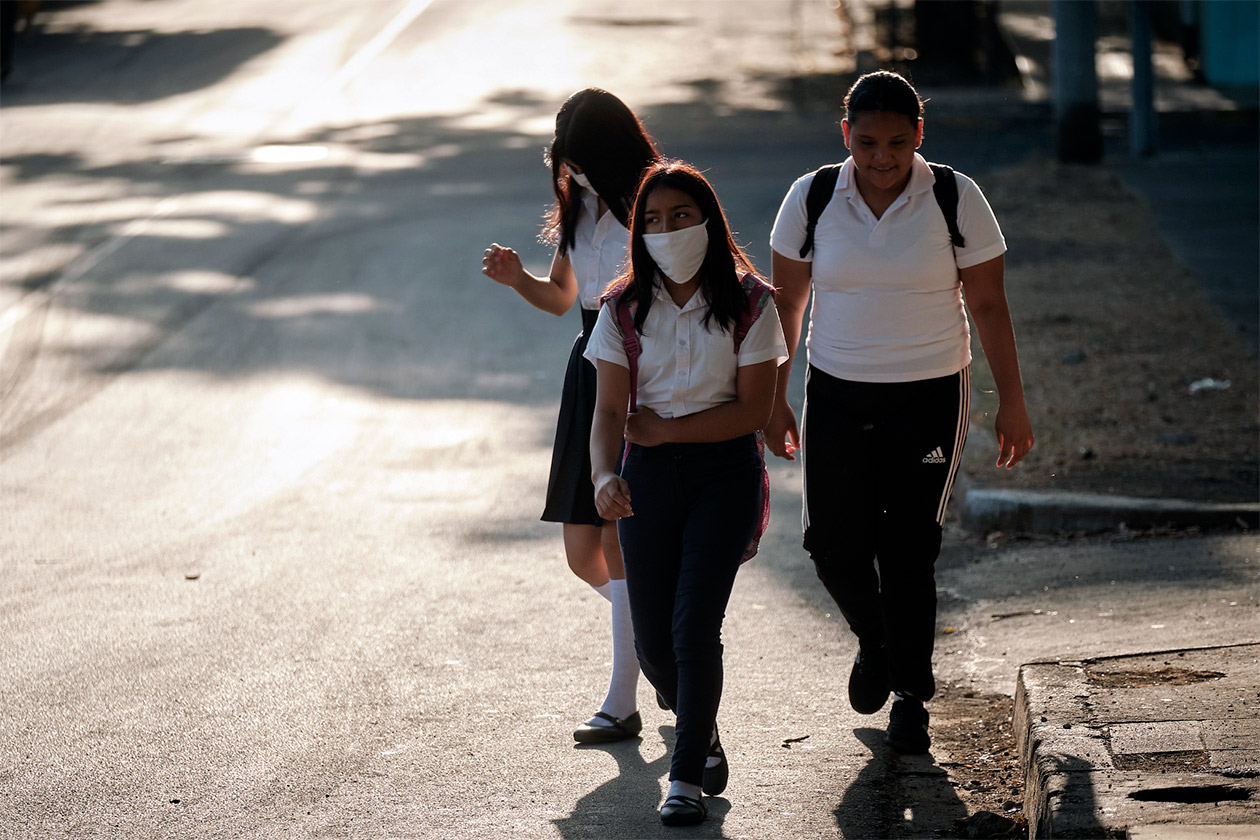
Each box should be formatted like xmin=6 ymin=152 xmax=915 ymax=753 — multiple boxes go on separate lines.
xmin=3 ymin=2 xmax=1255 ymax=838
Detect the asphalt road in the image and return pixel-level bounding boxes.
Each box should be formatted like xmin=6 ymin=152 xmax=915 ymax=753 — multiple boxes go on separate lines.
xmin=2 ymin=2 xmax=1256 ymax=839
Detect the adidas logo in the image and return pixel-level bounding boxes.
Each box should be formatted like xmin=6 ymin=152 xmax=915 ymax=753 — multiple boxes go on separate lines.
xmin=922 ymin=446 xmax=947 ymax=464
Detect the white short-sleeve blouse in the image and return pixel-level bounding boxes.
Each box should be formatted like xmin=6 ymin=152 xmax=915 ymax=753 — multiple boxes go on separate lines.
xmin=570 ymin=189 xmax=630 ymax=311
xmin=584 ymin=279 xmax=788 ymax=419
xmin=769 ymin=154 xmax=1006 ymax=383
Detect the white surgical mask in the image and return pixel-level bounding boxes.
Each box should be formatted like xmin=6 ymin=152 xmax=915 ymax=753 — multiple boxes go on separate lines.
xmin=643 ymin=220 xmax=709 ymax=285
xmin=566 ymin=165 xmax=592 ymax=191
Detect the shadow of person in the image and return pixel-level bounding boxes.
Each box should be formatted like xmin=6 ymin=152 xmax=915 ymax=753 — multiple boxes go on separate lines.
xmin=835 ymin=728 xmax=894 ymax=838
xmin=835 ymin=726 xmax=970 ymax=837
xmin=553 ymin=725 xmax=734 ymax=839
xmin=887 ymin=745 xmax=969 ymax=835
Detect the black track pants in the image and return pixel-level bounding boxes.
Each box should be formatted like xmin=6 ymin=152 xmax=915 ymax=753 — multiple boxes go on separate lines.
xmin=801 ymin=365 xmax=970 ymax=701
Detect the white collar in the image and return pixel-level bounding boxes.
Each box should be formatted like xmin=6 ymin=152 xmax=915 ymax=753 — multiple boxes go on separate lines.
xmin=651 ymin=278 xmax=706 ymax=313
xmin=836 ymin=152 xmax=936 ymax=199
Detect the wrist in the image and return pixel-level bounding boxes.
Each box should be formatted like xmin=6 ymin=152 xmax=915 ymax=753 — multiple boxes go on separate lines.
xmin=507 ymin=268 xmax=529 ymax=291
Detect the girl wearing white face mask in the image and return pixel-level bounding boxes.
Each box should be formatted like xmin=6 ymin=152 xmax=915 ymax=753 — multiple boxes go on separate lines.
xmin=482 ymin=89 xmax=661 ymax=745
xmin=585 ymin=161 xmax=788 ymax=826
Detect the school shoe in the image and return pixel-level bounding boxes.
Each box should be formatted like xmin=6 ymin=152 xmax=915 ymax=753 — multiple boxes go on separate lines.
xmin=573 ymin=711 xmax=642 ymax=744
xmin=848 ymin=644 xmax=890 ymax=714
xmin=702 ymin=729 xmax=728 ymax=796
xmin=885 ymin=695 xmax=931 ymax=754
xmin=660 ymin=794 xmax=707 ymax=826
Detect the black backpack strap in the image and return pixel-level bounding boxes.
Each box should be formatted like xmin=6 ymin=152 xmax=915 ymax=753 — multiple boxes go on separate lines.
xmin=800 ymin=164 xmax=842 ymax=259
xmin=928 ymin=162 xmax=965 ymax=249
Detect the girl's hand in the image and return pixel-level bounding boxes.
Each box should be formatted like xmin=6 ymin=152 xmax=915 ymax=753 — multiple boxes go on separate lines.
xmin=994 ymin=402 xmax=1034 ymax=469
xmin=482 ymin=243 xmax=525 ymax=288
xmin=624 ymin=407 xmax=668 ymax=447
xmin=765 ymin=399 xmax=800 ymax=460
xmin=594 ymin=473 xmax=633 ymax=520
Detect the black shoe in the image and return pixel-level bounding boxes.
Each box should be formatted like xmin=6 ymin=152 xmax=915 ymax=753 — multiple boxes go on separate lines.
xmin=848 ymin=645 xmax=890 ymax=714
xmin=886 ymin=695 xmax=931 ymax=754
xmin=660 ymin=794 xmax=707 ymax=826
xmin=702 ymin=730 xmax=728 ymax=796
xmin=573 ymin=711 xmax=642 ymax=744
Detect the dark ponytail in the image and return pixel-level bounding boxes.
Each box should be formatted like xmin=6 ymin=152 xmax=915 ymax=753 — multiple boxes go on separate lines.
xmin=844 ymin=70 xmax=924 ymax=123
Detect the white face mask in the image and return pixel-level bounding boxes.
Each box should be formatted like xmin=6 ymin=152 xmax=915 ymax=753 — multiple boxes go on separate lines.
xmin=643 ymin=220 xmax=709 ymax=285
xmin=566 ymin=165 xmax=592 ymax=191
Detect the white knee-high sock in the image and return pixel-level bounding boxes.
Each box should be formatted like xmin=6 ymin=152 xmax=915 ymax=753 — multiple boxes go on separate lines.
xmin=599 ymin=577 xmax=639 ymax=720
xmin=590 ymin=580 xmax=612 ymax=602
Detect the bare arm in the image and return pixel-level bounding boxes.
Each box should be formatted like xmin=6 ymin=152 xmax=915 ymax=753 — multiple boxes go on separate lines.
xmin=482 ymin=244 xmax=579 ymax=317
xmin=591 ymin=359 xmax=634 ymax=520
xmin=959 ymin=254 xmax=1034 ymax=469
xmin=764 ymin=251 xmax=812 ymax=460
xmin=624 ymin=360 xmax=779 ymax=446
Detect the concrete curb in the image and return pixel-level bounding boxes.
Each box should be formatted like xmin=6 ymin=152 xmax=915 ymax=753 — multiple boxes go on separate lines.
xmin=1014 ymin=644 xmax=1260 ymax=839
xmin=954 ymin=473 xmax=1260 ymax=535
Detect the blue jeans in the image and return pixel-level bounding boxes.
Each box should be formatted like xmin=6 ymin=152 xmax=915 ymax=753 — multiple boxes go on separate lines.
xmin=618 ymin=434 xmax=762 ymax=786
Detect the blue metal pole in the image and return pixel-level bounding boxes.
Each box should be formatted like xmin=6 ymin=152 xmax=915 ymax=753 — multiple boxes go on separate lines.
xmin=1131 ymin=0 xmax=1157 ymax=156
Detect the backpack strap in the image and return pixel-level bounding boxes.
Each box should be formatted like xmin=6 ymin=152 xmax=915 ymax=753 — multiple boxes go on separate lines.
xmin=800 ymin=163 xmax=842 ymax=259
xmin=734 ymin=272 xmax=775 ymax=564
xmin=927 ymin=162 xmax=966 ymax=249
xmin=805 ymin=161 xmax=965 ymax=254
xmin=734 ymin=273 xmax=775 ymax=353
xmin=605 ymin=293 xmax=641 ymax=473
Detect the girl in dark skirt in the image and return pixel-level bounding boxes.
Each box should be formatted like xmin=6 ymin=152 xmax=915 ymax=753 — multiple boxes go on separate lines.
xmin=482 ymin=89 xmax=661 ymax=743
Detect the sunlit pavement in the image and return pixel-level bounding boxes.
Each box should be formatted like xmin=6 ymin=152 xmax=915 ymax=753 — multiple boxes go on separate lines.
xmin=2 ymin=3 xmax=1256 ymax=839
xmin=0 ymin=4 xmax=892 ymax=838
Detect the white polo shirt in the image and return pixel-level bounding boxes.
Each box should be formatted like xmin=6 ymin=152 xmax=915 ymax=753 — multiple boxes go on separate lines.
xmin=584 ymin=279 xmax=789 ymax=419
xmin=769 ymin=154 xmax=1006 ymax=383
xmin=571 ymin=188 xmax=630 ymax=311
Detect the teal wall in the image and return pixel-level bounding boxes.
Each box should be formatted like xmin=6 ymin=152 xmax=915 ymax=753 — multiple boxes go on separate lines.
xmin=1200 ymin=0 xmax=1260 ymax=86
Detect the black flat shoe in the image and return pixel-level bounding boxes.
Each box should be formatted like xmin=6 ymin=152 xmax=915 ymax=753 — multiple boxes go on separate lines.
xmin=573 ymin=710 xmax=642 ymax=744
xmin=848 ymin=644 xmax=890 ymax=715
xmin=702 ymin=736 xmax=728 ymax=796
xmin=660 ymin=794 xmax=707 ymax=826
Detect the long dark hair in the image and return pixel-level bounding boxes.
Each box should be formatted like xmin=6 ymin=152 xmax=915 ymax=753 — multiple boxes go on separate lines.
xmin=606 ymin=160 xmax=760 ymax=336
xmin=542 ymin=89 xmax=660 ymax=255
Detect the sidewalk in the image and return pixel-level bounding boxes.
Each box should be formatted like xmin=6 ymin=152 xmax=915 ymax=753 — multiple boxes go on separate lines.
xmin=979 ymin=5 xmax=1260 ymax=838
xmin=1016 ymin=645 xmax=1260 ymax=839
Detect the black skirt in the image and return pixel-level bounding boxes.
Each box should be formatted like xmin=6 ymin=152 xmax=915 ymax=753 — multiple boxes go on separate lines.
xmin=541 ymin=307 xmax=604 ymax=526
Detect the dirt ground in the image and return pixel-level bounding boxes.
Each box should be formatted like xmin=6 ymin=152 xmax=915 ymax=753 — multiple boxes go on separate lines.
xmin=961 ymin=161 xmax=1258 ymax=506
xmin=918 ymin=686 xmax=1028 ymax=838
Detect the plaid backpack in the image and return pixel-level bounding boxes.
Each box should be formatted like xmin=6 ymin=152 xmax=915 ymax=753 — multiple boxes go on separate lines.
xmin=604 ymin=273 xmax=774 ymax=562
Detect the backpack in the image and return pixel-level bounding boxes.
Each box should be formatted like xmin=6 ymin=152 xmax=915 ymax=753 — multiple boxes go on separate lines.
xmin=606 ymin=273 xmax=775 ymax=562
xmin=799 ymin=162 xmax=965 ymax=259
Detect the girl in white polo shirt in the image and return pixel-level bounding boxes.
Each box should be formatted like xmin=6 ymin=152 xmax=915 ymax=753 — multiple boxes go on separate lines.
xmin=482 ymin=89 xmax=660 ymax=744
xmin=587 ymin=161 xmax=787 ymax=826
xmin=766 ymin=71 xmax=1034 ymax=755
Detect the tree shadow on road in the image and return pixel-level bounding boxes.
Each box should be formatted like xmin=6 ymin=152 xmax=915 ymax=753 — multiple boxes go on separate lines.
xmin=1 ymin=18 xmax=283 ymax=104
